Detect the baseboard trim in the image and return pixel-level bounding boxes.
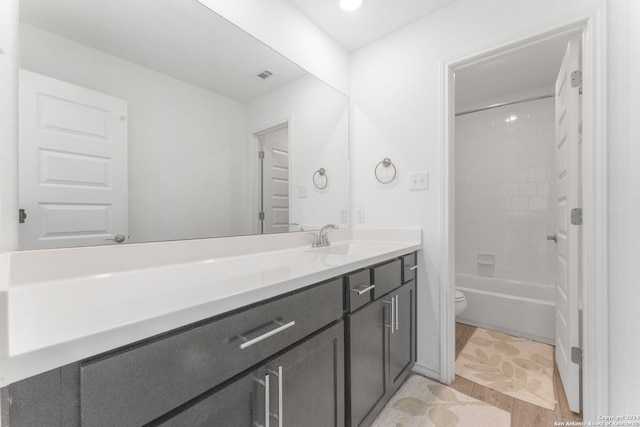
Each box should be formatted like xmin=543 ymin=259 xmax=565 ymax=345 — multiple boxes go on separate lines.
xmin=412 ymin=363 xmax=442 ymax=382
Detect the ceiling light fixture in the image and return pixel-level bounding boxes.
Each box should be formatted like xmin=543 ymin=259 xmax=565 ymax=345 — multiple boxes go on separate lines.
xmin=339 ymin=0 xmax=363 ymax=12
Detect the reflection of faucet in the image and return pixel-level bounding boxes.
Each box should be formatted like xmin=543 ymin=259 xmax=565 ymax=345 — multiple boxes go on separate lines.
xmin=313 ymin=224 xmax=337 ymax=247
xmin=289 ymin=223 xmax=304 ymax=231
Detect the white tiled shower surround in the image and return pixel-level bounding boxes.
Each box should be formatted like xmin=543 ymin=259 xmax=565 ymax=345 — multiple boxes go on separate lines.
xmin=455 ymin=98 xmax=556 ymax=286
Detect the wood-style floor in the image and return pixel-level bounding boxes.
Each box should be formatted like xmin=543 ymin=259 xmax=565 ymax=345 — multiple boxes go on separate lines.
xmin=451 ymin=322 xmax=583 ymax=427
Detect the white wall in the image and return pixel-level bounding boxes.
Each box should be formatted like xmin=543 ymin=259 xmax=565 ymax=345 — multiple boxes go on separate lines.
xmin=197 ymin=0 xmax=350 ymax=96
xmin=349 ymin=0 xmax=625 ymax=409
xmin=20 ymin=25 xmax=251 ymax=242
xmin=248 ymin=75 xmax=350 ymax=230
xmin=455 ymin=97 xmax=556 ymax=285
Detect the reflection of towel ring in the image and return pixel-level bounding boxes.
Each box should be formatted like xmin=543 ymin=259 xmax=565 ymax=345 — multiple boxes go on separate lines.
xmin=374 ymin=158 xmax=396 ymax=184
xmin=313 ymin=168 xmax=328 ymax=189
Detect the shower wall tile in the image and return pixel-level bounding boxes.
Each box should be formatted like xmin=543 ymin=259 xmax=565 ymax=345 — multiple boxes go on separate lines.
xmin=455 ymin=98 xmax=556 ymax=285
xmin=520 ymin=182 xmax=538 ymax=196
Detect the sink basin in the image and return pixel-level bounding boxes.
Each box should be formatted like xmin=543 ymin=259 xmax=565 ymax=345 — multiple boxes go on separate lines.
xmin=306 ymin=243 xmax=358 ymax=255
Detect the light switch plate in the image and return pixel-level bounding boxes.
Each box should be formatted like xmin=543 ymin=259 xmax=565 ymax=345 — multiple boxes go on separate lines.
xmin=410 ymin=172 xmax=429 ymax=191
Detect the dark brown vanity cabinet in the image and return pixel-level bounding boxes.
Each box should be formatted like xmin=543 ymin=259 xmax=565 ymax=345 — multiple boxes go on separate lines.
xmin=79 ymin=278 xmax=344 ymax=427
xmin=156 ymin=321 xmax=345 ymax=427
xmin=347 ymin=255 xmax=417 ymax=427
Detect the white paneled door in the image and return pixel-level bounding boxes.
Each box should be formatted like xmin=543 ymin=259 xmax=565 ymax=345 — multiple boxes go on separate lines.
xmin=258 ymin=125 xmax=290 ymax=234
xmin=19 ymin=70 xmax=128 ymax=249
xmin=554 ymin=37 xmax=581 ymax=413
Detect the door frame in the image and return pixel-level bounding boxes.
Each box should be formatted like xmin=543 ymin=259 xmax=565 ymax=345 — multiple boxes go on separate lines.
xmin=249 ymin=118 xmax=292 ymax=234
xmin=440 ymin=7 xmax=608 ymax=420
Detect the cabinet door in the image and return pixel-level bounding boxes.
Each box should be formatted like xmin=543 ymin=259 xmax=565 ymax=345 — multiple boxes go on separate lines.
xmin=268 ymin=322 xmax=345 ymax=427
xmin=156 ymin=367 xmax=265 ymax=427
xmin=388 ymin=282 xmax=415 ymax=388
xmin=349 ymin=299 xmax=387 ymax=427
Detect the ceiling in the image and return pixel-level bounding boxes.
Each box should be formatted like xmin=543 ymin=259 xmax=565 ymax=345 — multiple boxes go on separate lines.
xmin=19 ymin=0 xmax=307 ymax=103
xmin=286 ymin=0 xmax=574 ymax=107
xmin=286 ymin=0 xmax=460 ymax=52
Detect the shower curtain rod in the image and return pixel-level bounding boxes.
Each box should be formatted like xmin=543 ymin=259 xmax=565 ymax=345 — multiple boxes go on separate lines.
xmin=455 ymin=93 xmax=555 ymax=117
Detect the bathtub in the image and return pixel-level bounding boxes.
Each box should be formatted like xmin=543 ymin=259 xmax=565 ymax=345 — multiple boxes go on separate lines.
xmin=455 ymin=273 xmax=556 ymax=345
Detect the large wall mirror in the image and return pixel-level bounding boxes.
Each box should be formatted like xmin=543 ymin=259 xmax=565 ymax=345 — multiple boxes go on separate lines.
xmin=17 ymin=0 xmax=349 ymax=250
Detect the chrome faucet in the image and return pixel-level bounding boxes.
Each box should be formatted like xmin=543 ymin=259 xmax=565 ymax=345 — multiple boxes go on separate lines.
xmin=313 ymin=224 xmax=337 ymax=248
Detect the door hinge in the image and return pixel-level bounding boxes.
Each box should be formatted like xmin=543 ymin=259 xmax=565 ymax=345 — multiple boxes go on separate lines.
xmin=19 ymin=208 xmax=27 ymax=224
xmin=258 ymin=150 xmax=265 ymax=160
xmin=571 ymin=70 xmax=582 ymax=89
xmin=571 ymin=346 xmax=583 ymax=365
xmin=258 ymin=212 xmax=265 ymax=221
xmin=571 ymin=208 xmax=583 ymax=225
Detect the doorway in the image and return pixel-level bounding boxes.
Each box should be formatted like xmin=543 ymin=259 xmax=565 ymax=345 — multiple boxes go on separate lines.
xmin=452 ymin=32 xmax=582 ymax=412
xmin=441 ymin=11 xmax=608 ymax=420
xmin=254 ymin=123 xmax=290 ymax=234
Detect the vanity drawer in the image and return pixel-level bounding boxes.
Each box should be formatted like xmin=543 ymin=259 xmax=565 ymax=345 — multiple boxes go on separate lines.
xmin=346 ymin=268 xmax=373 ymax=312
xmin=402 ymin=252 xmax=417 ymax=284
xmin=80 ymin=278 xmax=343 ymax=427
xmin=372 ymin=259 xmax=402 ymax=298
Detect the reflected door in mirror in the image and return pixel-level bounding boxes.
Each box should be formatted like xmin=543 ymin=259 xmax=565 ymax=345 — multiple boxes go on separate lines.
xmin=18 ymin=70 xmax=128 ymax=250
xmin=258 ymin=124 xmax=289 ymax=234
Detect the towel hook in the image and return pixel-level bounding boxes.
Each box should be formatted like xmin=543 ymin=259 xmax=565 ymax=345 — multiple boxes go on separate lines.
xmin=313 ymin=168 xmax=328 ymax=189
xmin=374 ymin=157 xmax=396 ymax=184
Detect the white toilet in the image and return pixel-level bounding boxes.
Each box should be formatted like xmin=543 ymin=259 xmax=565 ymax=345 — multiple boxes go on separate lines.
xmin=455 ymin=289 xmax=467 ymax=316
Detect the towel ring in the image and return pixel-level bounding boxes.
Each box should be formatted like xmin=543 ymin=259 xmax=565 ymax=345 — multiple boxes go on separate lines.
xmin=313 ymin=168 xmax=328 ymax=189
xmin=374 ymin=158 xmax=396 ymax=184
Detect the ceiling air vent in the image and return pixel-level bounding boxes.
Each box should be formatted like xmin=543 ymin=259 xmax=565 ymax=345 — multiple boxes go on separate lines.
xmin=256 ymin=69 xmax=274 ymax=80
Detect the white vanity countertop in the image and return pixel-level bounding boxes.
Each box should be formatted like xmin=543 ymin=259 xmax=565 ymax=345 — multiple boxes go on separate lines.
xmin=0 ymin=228 xmax=421 ymax=386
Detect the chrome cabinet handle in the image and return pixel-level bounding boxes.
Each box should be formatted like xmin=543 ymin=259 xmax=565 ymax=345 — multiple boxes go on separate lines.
xmin=264 ymin=374 xmax=270 ymax=427
xmin=352 ymin=284 xmax=375 ymax=295
xmin=397 ymin=294 xmax=401 ymax=331
xmin=267 ymin=366 xmax=283 ymax=426
xmin=239 ymin=320 xmax=296 ymax=350
xmin=255 ymin=374 xmax=270 ymax=427
xmin=277 ymin=366 xmax=283 ymax=427
xmin=385 ymin=296 xmax=395 ymax=333
xmin=409 ymin=265 xmax=418 ymax=271
xmin=547 ymin=234 xmax=558 ymax=243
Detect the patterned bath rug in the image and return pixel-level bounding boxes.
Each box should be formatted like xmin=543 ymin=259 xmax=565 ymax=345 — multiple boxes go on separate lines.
xmin=370 ymin=375 xmax=511 ymax=427
xmin=455 ymin=327 xmax=556 ymax=410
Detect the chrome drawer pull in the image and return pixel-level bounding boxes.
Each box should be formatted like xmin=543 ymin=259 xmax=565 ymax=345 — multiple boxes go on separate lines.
xmin=409 ymin=265 xmax=418 ymax=271
xmin=239 ymin=320 xmax=296 ymax=350
xmin=352 ymin=284 xmax=375 ymax=295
